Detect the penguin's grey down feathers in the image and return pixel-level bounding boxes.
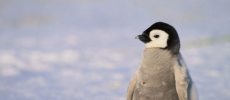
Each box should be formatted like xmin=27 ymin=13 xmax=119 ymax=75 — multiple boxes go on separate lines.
xmin=127 ymin=48 xmax=197 ymax=100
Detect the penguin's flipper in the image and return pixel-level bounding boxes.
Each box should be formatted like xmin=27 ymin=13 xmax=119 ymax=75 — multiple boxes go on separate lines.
xmin=174 ymin=54 xmax=197 ymax=100
xmin=127 ymin=70 xmax=138 ymax=100
xmin=188 ymin=81 xmax=198 ymax=100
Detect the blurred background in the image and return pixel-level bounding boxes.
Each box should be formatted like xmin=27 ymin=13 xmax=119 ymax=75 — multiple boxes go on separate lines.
xmin=0 ymin=0 xmax=230 ymax=100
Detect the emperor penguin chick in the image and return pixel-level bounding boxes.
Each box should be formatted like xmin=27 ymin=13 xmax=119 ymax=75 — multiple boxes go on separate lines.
xmin=127 ymin=22 xmax=197 ymax=100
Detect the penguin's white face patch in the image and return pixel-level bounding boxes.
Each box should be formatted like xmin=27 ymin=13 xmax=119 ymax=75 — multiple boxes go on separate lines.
xmin=145 ymin=30 xmax=169 ymax=48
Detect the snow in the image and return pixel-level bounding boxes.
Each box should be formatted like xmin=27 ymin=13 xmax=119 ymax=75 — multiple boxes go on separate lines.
xmin=0 ymin=0 xmax=230 ymax=100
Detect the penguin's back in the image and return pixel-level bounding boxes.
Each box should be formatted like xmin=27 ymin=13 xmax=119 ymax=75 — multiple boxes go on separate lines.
xmin=132 ymin=48 xmax=179 ymax=100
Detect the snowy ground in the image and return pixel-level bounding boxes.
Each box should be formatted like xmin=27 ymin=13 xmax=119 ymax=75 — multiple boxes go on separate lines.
xmin=0 ymin=0 xmax=230 ymax=100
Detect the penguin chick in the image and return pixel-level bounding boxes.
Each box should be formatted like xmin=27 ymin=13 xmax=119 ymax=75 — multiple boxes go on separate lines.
xmin=127 ymin=22 xmax=197 ymax=100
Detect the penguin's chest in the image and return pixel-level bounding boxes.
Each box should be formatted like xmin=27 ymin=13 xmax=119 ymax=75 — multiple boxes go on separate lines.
xmin=133 ymin=49 xmax=179 ymax=100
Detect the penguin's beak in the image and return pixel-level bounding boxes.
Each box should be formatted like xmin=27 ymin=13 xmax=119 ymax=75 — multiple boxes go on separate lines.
xmin=135 ymin=35 xmax=140 ymax=39
xmin=135 ymin=35 xmax=151 ymax=43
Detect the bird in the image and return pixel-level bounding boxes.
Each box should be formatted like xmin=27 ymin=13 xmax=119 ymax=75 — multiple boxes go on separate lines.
xmin=127 ymin=22 xmax=197 ymax=100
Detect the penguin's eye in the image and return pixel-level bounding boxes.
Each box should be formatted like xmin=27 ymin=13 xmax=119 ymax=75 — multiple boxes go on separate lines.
xmin=154 ymin=35 xmax=159 ymax=38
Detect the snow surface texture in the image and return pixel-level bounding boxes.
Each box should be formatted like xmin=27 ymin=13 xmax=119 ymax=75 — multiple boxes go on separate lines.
xmin=0 ymin=0 xmax=230 ymax=100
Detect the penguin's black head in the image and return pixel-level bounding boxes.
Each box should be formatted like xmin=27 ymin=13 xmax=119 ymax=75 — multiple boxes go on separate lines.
xmin=135 ymin=22 xmax=180 ymax=54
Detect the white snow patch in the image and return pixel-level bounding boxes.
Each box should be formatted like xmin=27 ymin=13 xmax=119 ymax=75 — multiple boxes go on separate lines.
xmin=191 ymin=56 xmax=203 ymax=65
xmin=16 ymin=38 xmax=36 ymax=47
xmin=107 ymin=82 xmax=122 ymax=88
xmin=89 ymin=60 xmax=115 ymax=69
xmin=88 ymin=72 xmax=103 ymax=81
xmin=207 ymin=70 xmax=220 ymax=77
xmin=28 ymin=62 xmax=52 ymax=72
xmin=59 ymin=50 xmax=79 ymax=64
xmin=64 ymin=35 xmax=79 ymax=46
xmin=112 ymin=73 xmax=124 ymax=80
xmin=85 ymin=49 xmax=124 ymax=69
xmin=0 ymin=52 xmax=26 ymax=69
xmin=40 ymin=52 xmax=59 ymax=63
xmin=29 ymin=50 xmax=79 ymax=64
xmin=61 ymin=69 xmax=83 ymax=80
xmin=26 ymin=77 xmax=48 ymax=87
xmin=0 ymin=66 xmax=20 ymax=76
xmin=0 ymin=52 xmax=17 ymax=64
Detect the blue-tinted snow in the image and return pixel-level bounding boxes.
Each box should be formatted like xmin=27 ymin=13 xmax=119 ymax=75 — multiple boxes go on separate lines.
xmin=0 ymin=0 xmax=230 ymax=100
